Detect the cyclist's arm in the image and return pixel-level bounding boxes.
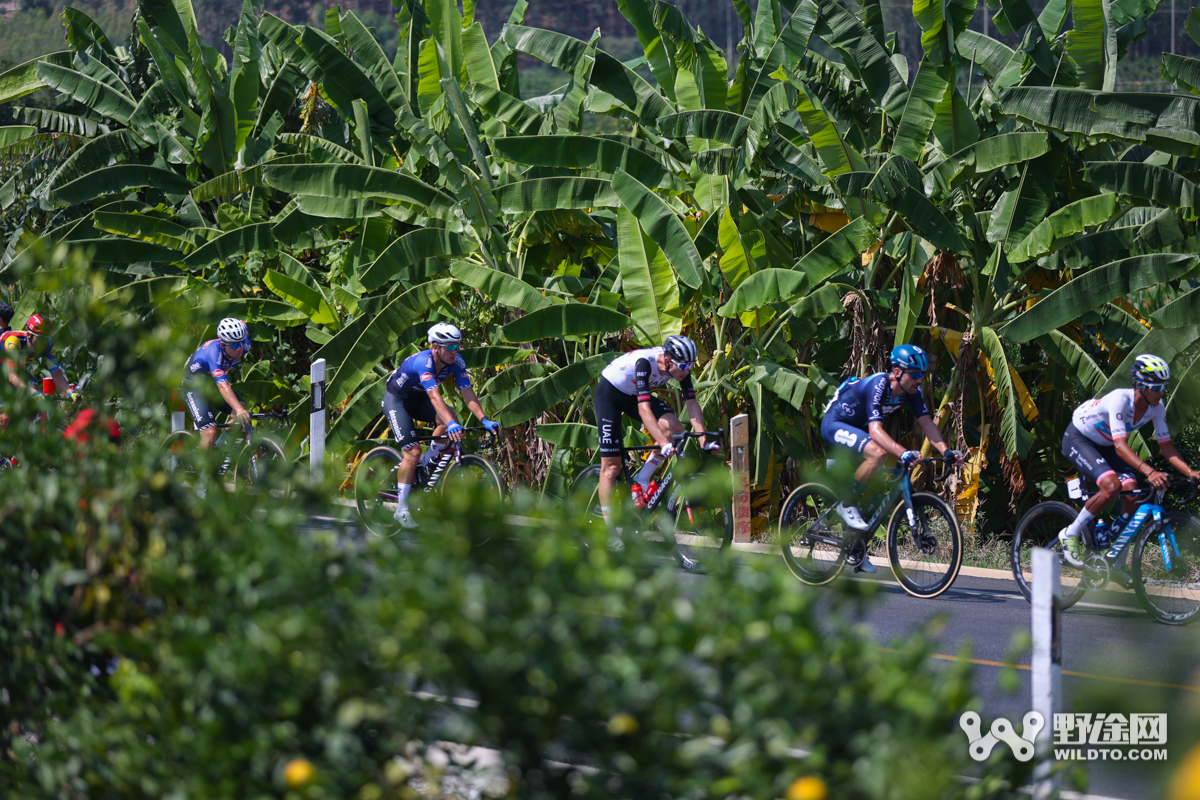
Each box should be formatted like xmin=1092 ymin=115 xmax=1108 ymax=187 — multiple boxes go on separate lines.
xmin=51 ymin=370 xmax=70 ymax=396
xmin=426 ymin=385 xmax=457 ymax=427
xmin=915 ymin=415 xmax=952 ymax=455
xmin=1114 ymin=436 xmax=1169 ymax=488
xmin=1157 ymin=439 xmax=1200 ymax=481
xmin=217 ymin=380 xmax=249 ymax=424
xmin=458 ymin=386 xmax=488 ymax=424
xmin=3 ymin=358 xmax=26 ymax=390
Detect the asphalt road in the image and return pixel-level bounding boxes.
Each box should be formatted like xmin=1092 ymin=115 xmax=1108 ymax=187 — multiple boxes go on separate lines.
xmin=763 ymin=561 xmax=1200 ymax=800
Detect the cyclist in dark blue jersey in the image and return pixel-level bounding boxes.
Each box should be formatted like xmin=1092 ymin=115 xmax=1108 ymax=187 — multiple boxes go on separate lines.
xmin=382 ymin=322 xmax=501 ymax=529
xmin=182 ymin=317 xmax=253 ymax=449
xmin=820 ymin=344 xmax=961 ymax=572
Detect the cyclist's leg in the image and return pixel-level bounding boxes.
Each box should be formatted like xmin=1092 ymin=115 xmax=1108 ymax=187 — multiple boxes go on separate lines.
xmin=634 ymin=399 xmax=679 ymax=488
xmin=595 ymin=379 xmax=632 ymax=531
xmin=183 ymin=379 xmax=221 ymax=449
xmin=1062 ymin=427 xmax=1128 ymax=538
xmin=408 ymin=392 xmax=450 ymax=467
xmin=383 ymin=392 xmax=424 ymax=512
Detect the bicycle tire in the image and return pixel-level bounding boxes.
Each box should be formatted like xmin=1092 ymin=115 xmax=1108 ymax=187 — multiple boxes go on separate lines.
xmin=779 ymin=482 xmax=848 ymax=585
xmin=1131 ymin=511 xmax=1200 ymax=625
xmin=886 ymin=492 xmax=963 ymax=598
xmin=1011 ymin=501 xmax=1088 ymax=610
xmin=442 ymin=453 xmax=505 ymax=503
xmin=354 ymin=445 xmax=404 ymax=537
xmin=162 ymin=429 xmax=198 ymax=476
xmin=233 ymin=434 xmax=289 ymax=490
xmin=568 ymin=464 xmax=606 ymax=523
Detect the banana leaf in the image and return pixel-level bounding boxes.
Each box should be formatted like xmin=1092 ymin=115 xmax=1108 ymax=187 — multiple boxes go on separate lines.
xmin=501 ymin=303 xmax=632 ymax=342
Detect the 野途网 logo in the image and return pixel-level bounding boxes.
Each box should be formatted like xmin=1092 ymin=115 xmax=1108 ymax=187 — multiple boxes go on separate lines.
xmin=960 ymin=711 xmax=1043 ymax=762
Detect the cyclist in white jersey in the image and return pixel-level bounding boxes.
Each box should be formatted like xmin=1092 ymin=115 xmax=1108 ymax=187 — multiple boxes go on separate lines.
xmin=593 ymin=335 xmax=719 ymax=545
xmin=1058 ymin=354 xmax=1200 ymax=565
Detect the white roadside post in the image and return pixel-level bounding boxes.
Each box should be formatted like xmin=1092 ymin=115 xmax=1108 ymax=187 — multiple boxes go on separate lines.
xmin=310 ymin=358 xmax=327 ymax=482
xmin=1031 ymin=547 xmax=1062 ymax=800
xmin=730 ymin=413 xmax=752 ymax=542
xmin=170 ymin=389 xmax=185 ymax=472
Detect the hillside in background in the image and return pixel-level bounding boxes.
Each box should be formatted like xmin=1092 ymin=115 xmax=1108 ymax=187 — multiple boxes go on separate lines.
xmin=0 ymin=0 xmax=1197 ymax=90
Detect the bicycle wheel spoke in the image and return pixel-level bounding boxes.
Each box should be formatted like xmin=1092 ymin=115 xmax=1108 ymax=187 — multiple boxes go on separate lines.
xmin=354 ymin=447 xmax=403 ymax=537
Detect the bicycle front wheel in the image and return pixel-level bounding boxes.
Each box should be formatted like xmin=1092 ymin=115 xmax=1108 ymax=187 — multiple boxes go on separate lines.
xmin=1131 ymin=512 xmax=1200 ymax=625
xmin=354 ymin=445 xmax=403 ymax=537
xmin=779 ymin=483 xmax=847 ymax=585
xmin=233 ymin=435 xmax=290 ymax=491
xmin=1011 ymin=501 xmax=1088 ymax=610
xmin=442 ymin=454 xmax=505 ymax=505
xmin=669 ymin=473 xmax=733 ymax=552
xmin=886 ymin=492 xmax=963 ymax=598
xmin=162 ymin=429 xmax=198 ymax=478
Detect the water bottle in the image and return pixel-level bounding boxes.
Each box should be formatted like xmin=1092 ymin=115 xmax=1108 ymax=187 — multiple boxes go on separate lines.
xmin=632 ymin=483 xmax=646 ymax=509
xmin=1092 ymin=520 xmax=1111 ymax=550
xmin=647 ymin=480 xmax=659 ymax=505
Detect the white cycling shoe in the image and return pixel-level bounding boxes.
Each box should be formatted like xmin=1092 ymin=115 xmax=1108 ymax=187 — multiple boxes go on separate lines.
xmin=393 ymin=507 xmax=419 ymax=530
xmin=1057 ymin=529 xmax=1085 ymax=567
xmin=835 ymin=503 xmax=870 ymax=531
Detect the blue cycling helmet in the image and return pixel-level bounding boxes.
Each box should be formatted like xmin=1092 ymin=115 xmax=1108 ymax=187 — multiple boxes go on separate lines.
xmin=890 ymin=344 xmax=929 ymax=371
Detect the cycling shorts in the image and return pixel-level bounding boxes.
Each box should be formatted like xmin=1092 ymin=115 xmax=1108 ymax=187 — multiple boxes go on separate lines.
xmin=383 ymin=390 xmax=438 ymax=451
xmin=183 ymin=377 xmax=233 ymax=431
xmin=820 ymin=415 xmax=870 ymax=455
xmin=594 ymin=377 xmax=674 ymax=458
xmin=1062 ymin=425 xmax=1137 ymax=487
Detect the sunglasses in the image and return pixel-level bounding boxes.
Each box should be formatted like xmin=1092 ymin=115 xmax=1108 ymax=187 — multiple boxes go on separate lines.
xmin=440 ymin=343 xmax=461 ymax=352
xmin=905 ymin=370 xmax=925 ymax=381
xmin=1142 ymin=383 xmax=1166 ymax=393
xmin=671 ymin=360 xmax=693 ymax=373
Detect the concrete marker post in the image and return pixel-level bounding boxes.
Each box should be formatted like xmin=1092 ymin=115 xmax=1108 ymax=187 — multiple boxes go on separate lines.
xmin=1031 ymin=547 xmax=1062 ymax=800
xmin=310 ymin=358 xmax=327 ymax=482
xmin=170 ymin=389 xmax=185 ymax=473
xmin=730 ymin=413 xmax=752 ymax=542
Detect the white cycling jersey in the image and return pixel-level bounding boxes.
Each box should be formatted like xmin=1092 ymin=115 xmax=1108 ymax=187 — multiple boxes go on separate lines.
xmin=601 ymin=347 xmax=693 ymax=398
xmin=1071 ymin=388 xmax=1171 ymax=446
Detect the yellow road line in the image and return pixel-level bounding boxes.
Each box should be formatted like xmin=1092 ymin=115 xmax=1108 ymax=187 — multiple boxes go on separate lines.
xmin=879 ymin=647 xmax=1200 ymax=692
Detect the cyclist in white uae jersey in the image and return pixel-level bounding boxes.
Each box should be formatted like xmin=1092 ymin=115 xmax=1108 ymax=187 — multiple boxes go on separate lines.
xmin=594 ymin=335 xmax=720 ymax=545
xmin=1058 ymin=354 xmax=1200 ymax=565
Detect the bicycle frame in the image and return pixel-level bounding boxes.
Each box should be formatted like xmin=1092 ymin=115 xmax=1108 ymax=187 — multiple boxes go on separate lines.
xmin=616 ymin=428 xmax=724 ymax=517
xmin=1070 ymin=482 xmax=1178 ymax=567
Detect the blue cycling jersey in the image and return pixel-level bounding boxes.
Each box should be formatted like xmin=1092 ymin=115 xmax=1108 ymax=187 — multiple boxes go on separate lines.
xmin=185 ymin=337 xmax=250 ymax=385
xmin=823 ymin=372 xmax=929 ymax=428
xmin=386 ymin=349 xmax=473 ymax=398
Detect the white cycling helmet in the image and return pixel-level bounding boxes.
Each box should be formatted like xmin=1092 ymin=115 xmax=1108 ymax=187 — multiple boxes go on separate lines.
xmin=217 ymin=317 xmax=248 ymax=344
xmin=428 ymin=322 xmax=462 ymax=345
xmin=1132 ymin=353 xmax=1171 ymax=387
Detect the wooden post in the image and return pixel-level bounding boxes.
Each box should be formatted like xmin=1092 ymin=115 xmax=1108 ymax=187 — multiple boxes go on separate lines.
xmin=310 ymin=358 xmax=327 ymax=482
xmin=1031 ymin=547 xmax=1062 ymax=800
xmin=730 ymin=413 xmax=752 ymax=542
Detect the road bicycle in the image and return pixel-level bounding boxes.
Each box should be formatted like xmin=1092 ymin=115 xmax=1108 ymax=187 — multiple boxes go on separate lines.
xmin=1011 ymin=477 xmax=1200 ymax=625
xmin=163 ymin=412 xmax=290 ymax=488
xmin=353 ymin=427 xmax=504 ymax=536
xmin=568 ymin=428 xmax=730 ymax=572
xmin=777 ymin=454 xmax=963 ymax=598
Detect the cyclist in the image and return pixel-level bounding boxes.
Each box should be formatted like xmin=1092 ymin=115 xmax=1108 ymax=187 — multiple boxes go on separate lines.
xmin=382 ymin=323 xmax=501 ymax=530
xmin=820 ymin=344 xmax=962 ymax=573
xmin=1 ymin=313 xmax=79 ymax=401
xmin=1058 ymin=354 xmax=1200 ymax=566
xmin=0 ymin=302 xmax=13 ymax=336
xmin=183 ymin=318 xmax=253 ymax=450
xmin=594 ymin=334 xmax=720 ymax=547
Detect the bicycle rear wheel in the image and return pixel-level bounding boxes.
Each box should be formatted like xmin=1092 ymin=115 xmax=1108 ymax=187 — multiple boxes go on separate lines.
xmin=442 ymin=454 xmax=504 ymax=505
xmin=162 ymin=429 xmax=198 ymax=478
xmin=354 ymin=445 xmax=403 ymax=537
xmin=886 ymin=492 xmax=963 ymax=598
xmin=779 ymin=483 xmax=847 ymax=585
xmin=1011 ymin=501 xmax=1087 ymax=610
xmin=1131 ymin=512 xmax=1200 ymax=625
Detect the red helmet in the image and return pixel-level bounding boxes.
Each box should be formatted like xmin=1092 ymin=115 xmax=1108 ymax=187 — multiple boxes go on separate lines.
xmin=25 ymin=313 xmax=51 ymax=336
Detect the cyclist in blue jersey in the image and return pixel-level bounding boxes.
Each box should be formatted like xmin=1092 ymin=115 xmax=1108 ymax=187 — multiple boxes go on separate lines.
xmin=382 ymin=323 xmax=501 ymax=529
xmin=820 ymin=344 xmax=962 ymax=572
xmin=182 ymin=318 xmax=253 ymax=449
